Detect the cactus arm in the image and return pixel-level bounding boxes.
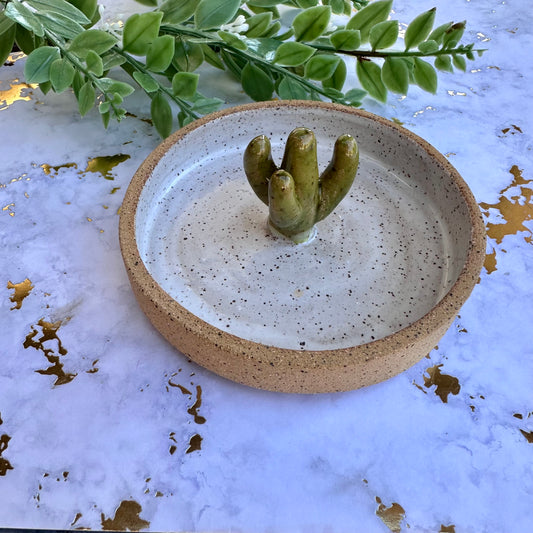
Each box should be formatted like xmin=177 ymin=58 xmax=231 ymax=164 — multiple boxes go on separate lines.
xmin=281 ymin=127 xmax=320 ymax=219
xmin=243 ymin=134 xmax=277 ymax=206
xmin=316 ymin=134 xmax=359 ymax=222
xmin=268 ymin=170 xmax=302 ymax=231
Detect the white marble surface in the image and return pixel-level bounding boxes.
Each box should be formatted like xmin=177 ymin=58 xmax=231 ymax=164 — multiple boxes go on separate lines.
xmin=1 ymin=0 xmax=532 ymax=532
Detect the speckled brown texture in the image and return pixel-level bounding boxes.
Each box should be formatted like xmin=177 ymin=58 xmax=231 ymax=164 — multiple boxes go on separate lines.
xmin=119 ymin=101 xmax=486 ymax=393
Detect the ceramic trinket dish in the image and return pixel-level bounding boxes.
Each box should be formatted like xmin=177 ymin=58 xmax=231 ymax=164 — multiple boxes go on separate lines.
xmin=119 ymin=101 xmax=486 ymax=393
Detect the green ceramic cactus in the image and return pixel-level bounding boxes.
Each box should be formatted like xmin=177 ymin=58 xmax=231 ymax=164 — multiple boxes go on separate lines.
xmin=244 ymin=127 xmax=359 ymax=243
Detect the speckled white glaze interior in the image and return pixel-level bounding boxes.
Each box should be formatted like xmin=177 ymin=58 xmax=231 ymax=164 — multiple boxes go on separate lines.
xmin=134 ymin=105 xmax=470 ymax=350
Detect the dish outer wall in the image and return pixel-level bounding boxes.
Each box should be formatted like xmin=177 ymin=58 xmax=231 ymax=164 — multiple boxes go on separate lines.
xmin=119 ymin=101 xmax=486 ymax=393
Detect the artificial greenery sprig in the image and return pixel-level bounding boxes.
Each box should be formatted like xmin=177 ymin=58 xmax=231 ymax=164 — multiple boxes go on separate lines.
xmin=0 ymin=0 xmax=485 ymax=138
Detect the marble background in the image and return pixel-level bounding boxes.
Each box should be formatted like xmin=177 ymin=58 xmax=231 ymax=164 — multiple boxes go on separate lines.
xmin=1 ymin=0 xmax=532 ymax=532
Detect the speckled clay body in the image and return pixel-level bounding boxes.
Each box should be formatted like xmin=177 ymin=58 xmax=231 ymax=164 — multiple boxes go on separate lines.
xmin=119 ymin=101 xmax=486 ymax=393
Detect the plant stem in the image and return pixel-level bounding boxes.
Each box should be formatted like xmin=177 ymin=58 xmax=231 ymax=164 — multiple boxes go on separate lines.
xmin=113 ymin=48 xmax=199 ymax=122
xmin=161 ymin=24 xmax=342 ymax=103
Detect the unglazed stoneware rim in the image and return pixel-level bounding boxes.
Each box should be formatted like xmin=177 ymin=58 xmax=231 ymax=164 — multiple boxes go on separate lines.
xmin=119 ymin=101 xmax=486 ymax=393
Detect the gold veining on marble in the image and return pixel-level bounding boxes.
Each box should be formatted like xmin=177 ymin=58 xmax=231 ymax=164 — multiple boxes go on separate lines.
xmin=84 ymin=154 xmax=130 ymax=180
xmin=483 ymin=248 xmax=497 ymax=274
xmin=423 ymin=365 xmax=460 ymax=403
xmin=479 ymin=165 xmax=532 ymax=244
xmin=86 ymin=359 xmax=99 ymax=374
xmin=186 ymin=434 xmax=203 ymax=454
xmin=2 ymin=202 xmax=15 ymax=216
xmin=101 ymin=500 xmax=150 ymax=531
xmin=0 ymin=413 xmax=14 ymax=476
xmin=520 ymin=430 xmax=533 ymax=443
xmin=7 ymin=278 xmax=34 ymax=309
xmin=188 ymin=385 xmax=206 ymax=424
xmin=0 ymin=78 xmax=37 ymax=110
xmin=413 ymin=105 xmax=435 ymax=118
xmin=0 ymin=435 xmax=13 ymax=476
xmin=110 ymin=187 xmax=121 ymax=194
xmin=168 ymin=378 xmax=192 ymax=395
xmin=501 ymin=124 xmax=523 ymax=136
xmin=0 ymin=172 xmax=30 ymax=189
xmin=375 ymin=497 xmax=406 ymax=533
xmin=70 ymin=512 xmax=83 ymax=527
xmin=440 ymin=526 xmax=456 ymax=533
xmin=40 ymin=162 xmax=78 ymax=176
xmin=23 ymin=319 xmax=77 ymax=386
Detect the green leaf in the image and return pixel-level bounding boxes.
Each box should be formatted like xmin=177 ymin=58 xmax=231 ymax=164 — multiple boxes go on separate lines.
xmin=71 ymin=70 xmax=84 ymax=96
xmin=434 ymin=54 xmax=453 ymax=72
xmin=452 ymin=54 xmax=467 ymax=72
xmin=68 ymin=0 xmax=98 ymax=21
xmin=295 ymin=0 xmax=319 ymax=7
xmin=261 ymin=20 xmax=281 ymax=38
xmin=160 ymin=0 xmax=197 ymax=24
xmin=356 ymin=59 xmax=387 ymax=102
xmin=327 ymin=0 xmax=346 ymax=15
xmin=218 ymin=30 xmax=248 ymax=50
xmin=146 ymin=35 xmax=175 ymax=72
xmin=381 ymin=56 xmax=409 ymax=94
xmin=369 ymin=19 xmax=398 ymax=50
xmin=86 ymin=49 xmax=103 ymax=76
xmin=277 ymin=76 xmax=309 ymax=100
xmin=428 ymin=22 xmax=452 ymax=45
xmin=24 ymin=46 xmax=60 ymax=83
xmin=304 ymin=54 xmax=340 ymax=81
xmin=101 ymin=108 xmax=111 ymax=128
xmin=171 ymin=72 xmax=199 ymax=99
xmin=26 ymin=0 xmax=91 ymax=25
xmin=77 ymin=81 xmax=95 ymax=116
xmin=292 ymin=5 xmax=331 ymax=42
xmin=244 ymin=12 xmax=272 ymax=38
xmin=135 ymin=0 xmax=158 ymax=6
xmin=133 ymin=71 xmax=160 ymax=92
xmin=194 ymin=0 xmax=241 ymax=30
xmin=123 ymin=12 xmax=163 ymax=55
xmin=241 ymin=62 xmax=274 ymax=101
xmin=247 ymin=0 xmax=282 ymax=7
xmin=38 ymin=81 xmax=52 ymax=94
xmin=201 ymin=43 xmax=225 ymax=69
xmin=151 ymin=92 xmax=173 ymax=137
xmin=0 ymin=15 xmax=16 ymax=67
xmin=191 ymin=95 xmax=223 ymax=114
xmin=50 ymin=57 xmax=75 ymax=93
xmin=329 ymin=29 xmax=361 ymax=51
xmin=37 ymin=11 xmax=85 ymax=39
xmin=343 ymin=87 xmax=366 ymax=106
xmin=442 ymin=21 xmax=465 ymax=49
xmin=346 ymin=0 xmax=392 ymax=43
xmin=404 ymin=7 xmax=436 ymax=51
xmin=5 ymin=0 xmax=45 ymax=37
xmin=272 ymin=41 xmax=315 ymax=67
xmin=100 ymin=78 xmax=136 ymax=97
xmin=177 ymin=111 xmax=195 ymax=127
xmin=14 ymin=25 xmax=45 ymax=54
xmin=69 ymin=30 xmax=118 ymax=58
xmin=173 ymin=39 xmax=204 ymax=72
xmin=412 ymin=57 xmax=437 ymax=94
xmin=322 ymin=57 xmax=346 ymax=91
xmin=417 ymin=40 xmax=439 ymax=54
xmin=101 ymin=52 xmax=127 ymax=70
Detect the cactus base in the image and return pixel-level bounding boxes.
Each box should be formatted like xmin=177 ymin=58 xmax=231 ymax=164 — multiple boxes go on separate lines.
xmin=268 ymin=218 xmax=317 ymax=244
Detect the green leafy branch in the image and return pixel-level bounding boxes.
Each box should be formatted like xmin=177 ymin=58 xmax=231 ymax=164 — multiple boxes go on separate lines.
xmin=0 ymin=0 xmax=485 ymax=138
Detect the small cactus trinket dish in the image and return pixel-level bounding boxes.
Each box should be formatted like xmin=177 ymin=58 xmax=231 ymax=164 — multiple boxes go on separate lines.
xmin=119 ymin=101 xmax=486 ymax=393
